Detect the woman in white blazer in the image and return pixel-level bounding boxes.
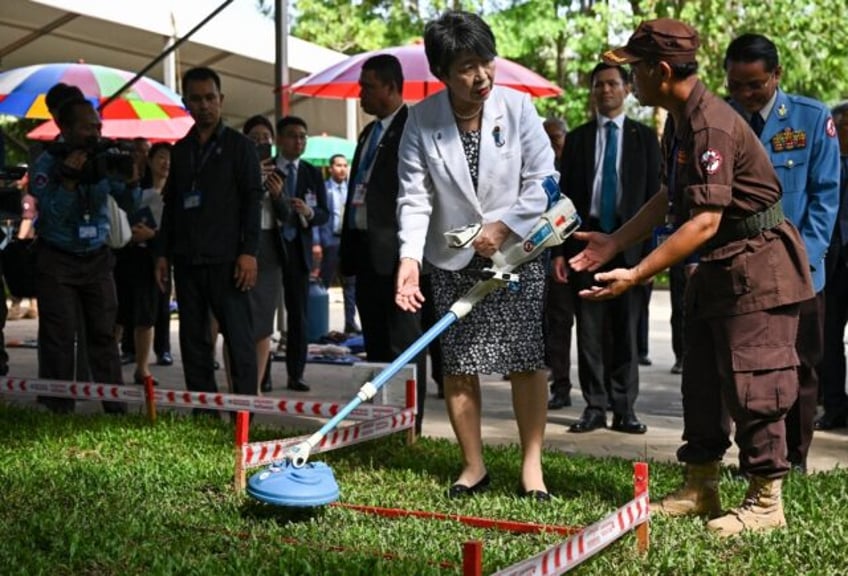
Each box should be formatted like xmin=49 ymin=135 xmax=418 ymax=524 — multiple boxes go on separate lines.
xmin=395 ymin=11 xmax=557 ymax=501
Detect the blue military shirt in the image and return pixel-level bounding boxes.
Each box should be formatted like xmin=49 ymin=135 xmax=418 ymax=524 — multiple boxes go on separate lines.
xmin=732 ymin=89 xmax=840 ymax=293
xmin=30 ymin=151 xmax=139 ymax=254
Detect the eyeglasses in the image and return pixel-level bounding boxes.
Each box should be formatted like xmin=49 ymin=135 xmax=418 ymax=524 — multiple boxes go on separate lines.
xmin=725 ymin=73 xmax=774 ymax=93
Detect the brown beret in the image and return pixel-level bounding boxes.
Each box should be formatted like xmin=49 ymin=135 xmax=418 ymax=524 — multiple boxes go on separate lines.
xmin=603 ymin=18 xmax=700 ymax=65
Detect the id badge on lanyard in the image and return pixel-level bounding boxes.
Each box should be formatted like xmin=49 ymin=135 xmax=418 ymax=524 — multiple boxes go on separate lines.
xmin=185 ymin=138 xmax=217 ymax=210
xmin=77 ymin=187 xmax=97 ymax=240
xmin=351 ymin=183 xmax=367 ymax=207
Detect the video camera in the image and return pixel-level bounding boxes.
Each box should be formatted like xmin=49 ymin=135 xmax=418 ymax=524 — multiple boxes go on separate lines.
xmin=48 ymin=138 xmax=136 ymax=184
xmin=0 ymin=166 xmax=27 ymax=219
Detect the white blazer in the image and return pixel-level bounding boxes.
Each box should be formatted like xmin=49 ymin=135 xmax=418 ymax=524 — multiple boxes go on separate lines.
xmin=397 ymin=86 xmax=557 ymax=271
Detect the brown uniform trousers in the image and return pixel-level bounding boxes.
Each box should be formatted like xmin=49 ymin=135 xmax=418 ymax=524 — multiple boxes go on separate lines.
xmin=680 ymin=303 xmax=800 ymax=478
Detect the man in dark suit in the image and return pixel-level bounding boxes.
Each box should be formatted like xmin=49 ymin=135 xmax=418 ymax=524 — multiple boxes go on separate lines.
xmin=817 ymin=101 xmax=848 ymax=430
xmin=339 ymin=54 xmax=426 ymax=433
xmin=552 ymin=62 xmax=660 ymax=434
xmin=274 ymin=116 xmax=329 ymax=392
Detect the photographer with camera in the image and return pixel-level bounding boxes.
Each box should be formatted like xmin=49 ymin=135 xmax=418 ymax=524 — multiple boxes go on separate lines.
xmin=30 ymin=97 xmax=140 ymax=414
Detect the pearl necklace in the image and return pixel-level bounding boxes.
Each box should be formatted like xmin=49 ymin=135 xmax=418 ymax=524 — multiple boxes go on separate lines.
xmin=452 ymin=104 xmax=483 ymax=121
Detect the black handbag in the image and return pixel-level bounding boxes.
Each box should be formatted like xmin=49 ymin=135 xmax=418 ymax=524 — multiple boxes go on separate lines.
xmin=3 ymin=238 xmax=38 ymax=298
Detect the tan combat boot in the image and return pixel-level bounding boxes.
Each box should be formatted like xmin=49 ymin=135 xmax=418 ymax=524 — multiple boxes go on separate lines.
xmin=652 ymin=461 xmax=721 ymax=518
xmin=706 ymin=476 xmax=786 ymax=537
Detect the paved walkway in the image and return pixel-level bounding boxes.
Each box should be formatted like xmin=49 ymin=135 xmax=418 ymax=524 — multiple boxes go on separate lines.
xmin=2 ymin=290 xmax=845 ymax=472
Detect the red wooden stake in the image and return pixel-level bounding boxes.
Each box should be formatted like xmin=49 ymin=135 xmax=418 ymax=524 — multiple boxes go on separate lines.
xmin=462 ymin=540 xmax=483 ymax=576
xmin=634 ymin=461 xmax=649 ymax=553
xmin=234 ymin=411 xmax=250 ymax=493
xmin=405 ymin=378 xmax=417 ymax=445
xmin=143 ymin=375 xmax=156 ymax=424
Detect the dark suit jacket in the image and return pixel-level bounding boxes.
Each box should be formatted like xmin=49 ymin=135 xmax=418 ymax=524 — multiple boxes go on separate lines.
xmin=560 ymin=117 xmax=661 ymax=267
xmin=340 ymin=105 xmax=409 ymax=277
xmin=277 ymin=158 xmax=329 ymax=271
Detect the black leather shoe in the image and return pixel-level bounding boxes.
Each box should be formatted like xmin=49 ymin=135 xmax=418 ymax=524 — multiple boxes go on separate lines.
xmin=638 ymin=356 xmax=652 ymax=366
xmin=568 ymin=410 xmax=606 ymax=433
xmin=547 ymin=392 xmax=572 ymax=410
xmin=287 ymin=379 xmax=310 ymax=392
xmin=157 ymin=352 xmax=173 ymax=366
xmin=670 ymin=359 xmax=683 ymax=374
xmin=448 ymin=473 xmax=490 ymax=498
xmin=815 ymin=412 xmax=847 ymax=430
xmin=612 ymin=413 xmax=647 ymax=434
xmin=344 ymin=324 xmax=361 ymax=335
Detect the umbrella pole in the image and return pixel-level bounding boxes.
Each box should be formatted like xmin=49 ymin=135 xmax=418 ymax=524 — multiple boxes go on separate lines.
xmin=99 ymin=0 xmax=235 ymax=112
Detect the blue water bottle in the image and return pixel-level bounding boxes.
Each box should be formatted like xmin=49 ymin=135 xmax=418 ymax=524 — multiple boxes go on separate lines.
xmin=306 ymin=279 xmax=329 ymax=343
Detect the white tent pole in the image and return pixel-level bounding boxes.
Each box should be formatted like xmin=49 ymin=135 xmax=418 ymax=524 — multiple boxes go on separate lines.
xmin=275 ymin=0 xmax=289 ymax=121
xmin=345 ymin=99 xmax=357 ymax=141
xmin=163 ymin=35 xmax=177 ymax=92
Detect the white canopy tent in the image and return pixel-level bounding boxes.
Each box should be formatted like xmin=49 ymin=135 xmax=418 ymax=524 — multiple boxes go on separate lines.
xmin=0 ymin=0 xmax=363 ymax=138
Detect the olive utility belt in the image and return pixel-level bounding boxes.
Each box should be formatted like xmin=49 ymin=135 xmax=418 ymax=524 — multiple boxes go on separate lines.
xmin=704 ymin=202 xmax=785 ymax=251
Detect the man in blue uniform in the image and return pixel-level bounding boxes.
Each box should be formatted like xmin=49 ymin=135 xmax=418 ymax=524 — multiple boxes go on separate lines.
xmin=31 ymin=98 xmax=139 ymax=414
xmin=724 ymin=34 xmax=840 ymax=473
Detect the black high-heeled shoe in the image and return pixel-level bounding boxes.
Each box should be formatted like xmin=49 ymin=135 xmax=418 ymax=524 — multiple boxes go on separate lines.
xmin=447 ymin=473 xmax=491 ymax=499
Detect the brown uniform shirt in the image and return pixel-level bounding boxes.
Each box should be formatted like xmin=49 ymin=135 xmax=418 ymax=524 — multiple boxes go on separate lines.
xmin=662 ymin=80 xmax=813 ymax=318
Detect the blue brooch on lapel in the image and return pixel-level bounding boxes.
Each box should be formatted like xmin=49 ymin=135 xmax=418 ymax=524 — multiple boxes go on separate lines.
xmin=492 ymin=125 xmax=504 ymax=147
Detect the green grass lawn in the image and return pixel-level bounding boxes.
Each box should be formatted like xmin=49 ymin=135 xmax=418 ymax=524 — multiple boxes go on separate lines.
xmin=1 ymin=401 xmax=846 ymax=575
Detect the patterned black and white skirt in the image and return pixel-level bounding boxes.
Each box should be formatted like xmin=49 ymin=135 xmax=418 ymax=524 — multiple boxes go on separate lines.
xmin=429 ymin=255 xmax=546 ymax=376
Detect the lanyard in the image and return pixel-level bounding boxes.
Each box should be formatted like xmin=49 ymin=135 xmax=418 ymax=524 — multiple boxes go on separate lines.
xmin=190 ymin=134 xmax=218 ymax=190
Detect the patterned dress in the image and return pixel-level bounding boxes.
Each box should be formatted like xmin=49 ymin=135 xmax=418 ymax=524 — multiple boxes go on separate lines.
xmin=429 ymin=128 xmax=546 ymax=376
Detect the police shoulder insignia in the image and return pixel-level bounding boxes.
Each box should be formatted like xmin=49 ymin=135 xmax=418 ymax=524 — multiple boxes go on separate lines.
xmin=700 ymin=149 xmax=723 ymax=175
xmin=826 ymin=116 xmax=837 ymax=138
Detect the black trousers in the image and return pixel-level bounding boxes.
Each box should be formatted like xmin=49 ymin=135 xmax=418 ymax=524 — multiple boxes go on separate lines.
xmin=355 ymin=257 xmax=426 ymax=434
xmin=544 ymin=276 xmax=575 ymax=395
xmin=0 ymin=256 xmax=8 ymax=375
xmin=35 ymin=244 xmax=124 ymax=413
xmin=819 ymin=252 xmax=848 ymax=417
xmin=670 ymin=264 xmax=687 ymax=362
xmin=173 ymin=261 xmax=257 ymax=397
xmin=573 ymin=255 xmax=640 ymax=416
xmin=154 ymin=272 xmax=172 ymax=356
xmin=636 ymin=282 xmax=652 ymax=359
xmin=281 ymin=237 xmax=309 ymax=382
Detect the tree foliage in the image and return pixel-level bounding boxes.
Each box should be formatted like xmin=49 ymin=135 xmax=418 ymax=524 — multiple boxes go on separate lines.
xmin=269 ymin=0 xmax=848 ymax=130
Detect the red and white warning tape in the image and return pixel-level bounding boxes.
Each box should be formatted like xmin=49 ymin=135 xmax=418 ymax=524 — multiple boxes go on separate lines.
xmin=1 ymin=377 xmax=397 ymax=420
xmin=241 ymin=407 xmax=416 ymax=468
xmin=492 ymin=492 xmax=649 ymax=575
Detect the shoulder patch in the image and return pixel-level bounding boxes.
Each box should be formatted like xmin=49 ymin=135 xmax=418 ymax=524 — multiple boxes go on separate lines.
xmin=826 ymin=117 xmax=837 ymax=138
xmin=700 ymin=149 xmax=723 ymax=175
xmin=32 ymin=172 xmax=49 ymax=189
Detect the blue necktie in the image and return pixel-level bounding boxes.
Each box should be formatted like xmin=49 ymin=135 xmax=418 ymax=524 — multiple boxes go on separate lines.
xmin=353 ymin=121 xmax=383 ymax=189
xmin=283 ymin=162 xmax=297 ymax=241
xmin=600 ymin=121 xmax=619 ymax=233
